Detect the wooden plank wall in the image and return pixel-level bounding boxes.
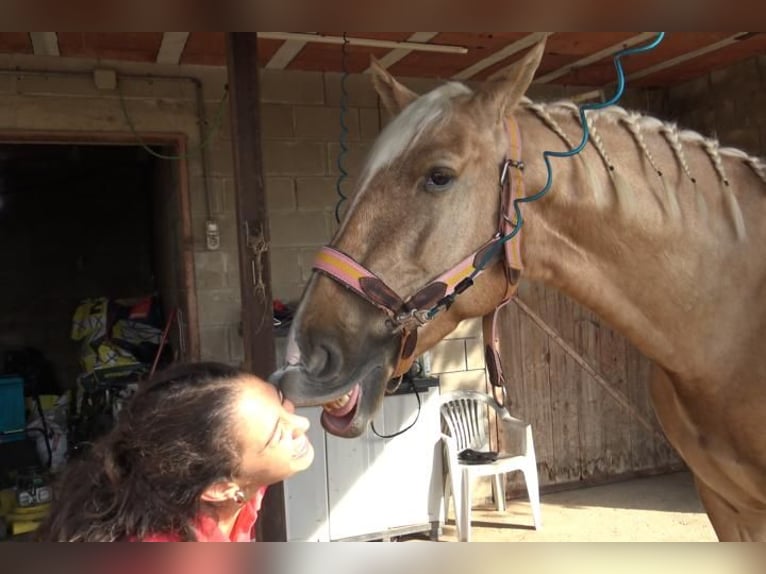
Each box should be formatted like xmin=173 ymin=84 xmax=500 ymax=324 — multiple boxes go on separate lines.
xmin=495 ymin=280 xmax=685 ymax=495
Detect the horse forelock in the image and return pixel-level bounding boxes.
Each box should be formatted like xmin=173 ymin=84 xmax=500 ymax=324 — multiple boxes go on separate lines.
xmin=356 ymin=82 xmax=472 ymax=194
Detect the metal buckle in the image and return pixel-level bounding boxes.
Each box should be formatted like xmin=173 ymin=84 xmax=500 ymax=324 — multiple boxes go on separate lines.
xmin=391 ymin=309 xmax=431 ymax=333
xmin=499 ymin=159 xmax=511 ymax=187
xmin=492 ymin=384 xmax=507 ymax=409
xmin=499 ymin=158 xmax=525 ymax=188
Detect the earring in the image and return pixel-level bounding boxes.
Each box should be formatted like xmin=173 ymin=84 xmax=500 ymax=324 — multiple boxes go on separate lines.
xmin=233 ymin=489 xmax=246 ymax=505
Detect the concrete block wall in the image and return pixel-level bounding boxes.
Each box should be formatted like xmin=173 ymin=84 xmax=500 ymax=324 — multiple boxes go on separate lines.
xmin=0 ymin=53 xmax=243 ymax=368
xmin=0 ymin=50 xmax=590 ymax=390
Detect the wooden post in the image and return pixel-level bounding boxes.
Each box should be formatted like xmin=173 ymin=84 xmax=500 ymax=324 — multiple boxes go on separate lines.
xmin=225 ymin=32 xmax=286 ymax=542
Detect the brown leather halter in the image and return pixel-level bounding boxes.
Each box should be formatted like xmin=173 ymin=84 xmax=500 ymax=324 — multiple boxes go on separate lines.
xmin=312 ymin=116 xmax=526 ymax=406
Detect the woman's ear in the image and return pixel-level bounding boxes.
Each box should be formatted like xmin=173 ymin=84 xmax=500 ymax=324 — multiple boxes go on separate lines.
xmin=201 ymin=480 xmax=241 ymax=503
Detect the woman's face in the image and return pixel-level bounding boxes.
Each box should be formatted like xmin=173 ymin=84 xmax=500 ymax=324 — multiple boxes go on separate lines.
xmin=234 ymin=375 xmax=315 ymax=488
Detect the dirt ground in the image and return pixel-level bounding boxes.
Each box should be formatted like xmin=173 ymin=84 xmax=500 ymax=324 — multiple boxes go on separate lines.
xmin=416 ymin=470 xmax=718 ymax=542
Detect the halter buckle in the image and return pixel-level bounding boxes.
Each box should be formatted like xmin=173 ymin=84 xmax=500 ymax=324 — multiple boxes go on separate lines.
xmin=499 ymin=158 xmax=525 ymax=188
xmin=391 ymin=309 xmax=431 ymax=333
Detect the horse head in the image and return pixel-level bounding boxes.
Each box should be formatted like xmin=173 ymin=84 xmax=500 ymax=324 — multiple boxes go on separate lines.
xmin=270 ymin=38 xmax=547 ymax=437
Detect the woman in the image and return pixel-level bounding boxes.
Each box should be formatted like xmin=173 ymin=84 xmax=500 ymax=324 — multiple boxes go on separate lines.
xmin=36 ymin=361 xmax=314 ymax=542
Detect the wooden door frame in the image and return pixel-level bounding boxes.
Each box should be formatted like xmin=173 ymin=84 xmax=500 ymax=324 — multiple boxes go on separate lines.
xmin=225 ymin=32 xmax=283 ymax=542
xmin=0 ymin=129 xmax=200 ymax=361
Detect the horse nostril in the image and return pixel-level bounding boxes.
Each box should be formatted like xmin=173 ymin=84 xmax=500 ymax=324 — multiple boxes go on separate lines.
xmin=304 ymin=340 xmax=343 ymax=382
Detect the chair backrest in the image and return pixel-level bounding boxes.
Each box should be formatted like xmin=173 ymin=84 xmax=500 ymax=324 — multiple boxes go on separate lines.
xmin=439 ymin=390 xmax=506 ymax=453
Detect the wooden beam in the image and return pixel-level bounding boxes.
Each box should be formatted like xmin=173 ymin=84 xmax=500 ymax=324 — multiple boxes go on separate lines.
xmin=29 ymin=32 xmax=59 ymax=56
xmin=363 ymin=32 xmax=439 ymax=73
xmin=156 ymin=32 xmax=189 ymax=65
xmin=258 ymin=32 xmax=467 ymax=54
xmin=225 ymin=32 xmax=284 ymax=542
xmin=265 ymin=32 xmax=320 ymax=70
xmin=624 ymin=32 xmax=750 ymax=82
xmin=453 ymin=32 xmax=551 ymax=81
xmin=534 ymin=32 xmax=659 ymax=84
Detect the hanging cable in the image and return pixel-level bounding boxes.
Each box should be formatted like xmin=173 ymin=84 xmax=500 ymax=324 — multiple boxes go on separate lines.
xmin=474 ymin=32 xmax=666 ymax=273
xmin=426 ymin=32 xmax=666 ymax=320
xmin=117 ymin=82 xmax=229 ymax=161
xmin=335 ymin=32 xmax=351 ymax=224
xmin=371 ymin=380 xmax=422 ymax=439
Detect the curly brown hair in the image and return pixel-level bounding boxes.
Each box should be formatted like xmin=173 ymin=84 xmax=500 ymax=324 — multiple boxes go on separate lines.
xmin=36 ymin=361 xmax=249 ymax=541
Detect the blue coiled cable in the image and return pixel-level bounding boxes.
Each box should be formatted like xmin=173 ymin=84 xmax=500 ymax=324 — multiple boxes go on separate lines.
xmin=335 ymin=32 xmax=351 ymax=224
xmin=428 ymin=32 xmax=666 ymax=319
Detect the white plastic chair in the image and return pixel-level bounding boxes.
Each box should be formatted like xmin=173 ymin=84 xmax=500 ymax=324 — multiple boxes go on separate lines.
xmin=439 ymin=390 xmax=541 ymax=541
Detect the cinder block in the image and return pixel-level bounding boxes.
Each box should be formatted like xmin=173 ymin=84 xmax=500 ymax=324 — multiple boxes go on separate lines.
xmin=299 ymin=247 xmax=321 ymax=281
xmin=269 ymin=212 xmax=331 ymax=247
xmin=465 ymin=338 xmax=486 ymax=371
xmin=294 ymin=105 xmax=360 ymax=141
xmin=206 ymin=177 xmax=230 ymax=215
xmin=437 ymin=370 xmax=487 ymax=394
xmin=261 ymin=69 xmax=325 ymax=105
xmin=296 ymin=176 xmax=341 ymax=211
xmin=327 ymin=141 xmax=372 ymax=179
xmin=196 ymin=288 xmax=242 ymax=327
xmin=445 ymin=317 xmax=482 ymax=339
xmin=10 ymin=94 xmax=197 ymax=136
xmin=325 ymin=211 xmax=341 ymax=240
xmin=188 ymin=176 xmax=210 ymax=219
xmin=207 ymin=141 xmax=235 ymax=177
xmin=206 ymin=101 xmax=231 ymax=141
xmin=228 ymin=323 xmax=244 ymax=363
xmin=0 ymin=74 xmax=15 ymax=95
xmin=400 ymin=76 xmax=449 ymax=96
xmin=268 ymin=247 xmax=303 ymax=287
xmin=266 ymin=177 xmax=296 ymax=212
xmin=430 ymin=339 xmax=468 ymax=374
xmin=215 ymin=216 xmax=241 ymax=252
xmin=324 ymin=72 xmax=379 ymax=108
xmin=199 ymin=324 xmax=231 ymax=361
xmin=262 ymin=140 xmax=327 ymax=176
xmin=273 ymin=281 xmax=306 ymax=305
xmin=119 ymin=76 xmax=197 ymax=100
xmin=16 ymin=74 xmax=99 ymax=98
xmin=190 ymin=212 xmax=209 ymax=252
xmin=193 ymin=251 xmax=229 ymax=290
xmin=359 ymin=108 xmax=382 ymax=140
xmin=261 ymin=104 xmax=295 ymax=139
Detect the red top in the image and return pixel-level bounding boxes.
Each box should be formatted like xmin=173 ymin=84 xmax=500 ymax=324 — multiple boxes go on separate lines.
xmin=139 ymin=487 xmax=267 ymax=542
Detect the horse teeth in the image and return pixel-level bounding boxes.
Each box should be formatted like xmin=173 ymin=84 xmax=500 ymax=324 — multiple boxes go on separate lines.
xmin=323 ymin=390 xmax=352 ymax=411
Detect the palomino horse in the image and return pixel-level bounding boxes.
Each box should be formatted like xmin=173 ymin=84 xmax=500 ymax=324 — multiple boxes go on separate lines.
xmin=270 ymin=38 xmax=766 ymax=541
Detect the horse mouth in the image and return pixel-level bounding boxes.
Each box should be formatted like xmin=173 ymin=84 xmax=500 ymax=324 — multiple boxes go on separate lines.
xmin=272 ymin=363 xmax=386 ymax=437
xmin=320 ymin=384 xmax=361 ymax=435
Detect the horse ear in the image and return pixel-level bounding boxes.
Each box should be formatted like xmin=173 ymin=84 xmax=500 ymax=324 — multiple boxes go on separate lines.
xmin=369 ymin=56 xmax=419 ymax=115
xmin=478 ymin=36 xmax=547 ymax=121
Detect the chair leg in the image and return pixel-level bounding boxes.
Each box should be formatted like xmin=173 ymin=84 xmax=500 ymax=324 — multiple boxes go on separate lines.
xmin=443 ymin=473 xmax=452 ymax=523
xmin=523 ymin=463 xmax=542 ymax=529
xmin=459 ymin=469 xmax=471 ymax=542
xmin=492 ymin=474 xmax=506 ymax=512
xmin=448 ymin=468 xmax=465 ymax=541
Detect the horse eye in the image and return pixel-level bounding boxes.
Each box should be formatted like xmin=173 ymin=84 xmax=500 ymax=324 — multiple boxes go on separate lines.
xmin=424 ymin=168 xmax=455 ymax=192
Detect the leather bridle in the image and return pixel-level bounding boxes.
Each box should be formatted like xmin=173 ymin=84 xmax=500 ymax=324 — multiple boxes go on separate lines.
xmin=312 ymin=116 xmax=526 ymax=407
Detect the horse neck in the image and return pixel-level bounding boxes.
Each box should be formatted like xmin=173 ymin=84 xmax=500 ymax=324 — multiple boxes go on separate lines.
xmin=511 ymin=101 xmax=766 ymax=378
